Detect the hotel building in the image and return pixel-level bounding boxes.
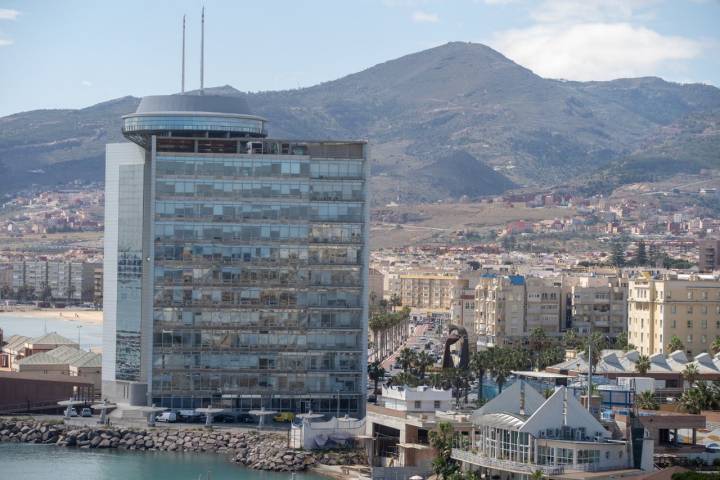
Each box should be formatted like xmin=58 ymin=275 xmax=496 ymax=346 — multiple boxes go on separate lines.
xmin=102 ymin=93 xmax=369 ymax=417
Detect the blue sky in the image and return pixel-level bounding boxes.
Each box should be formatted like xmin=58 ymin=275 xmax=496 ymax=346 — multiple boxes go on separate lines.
xmin=0 ymin=0 xmax=718 ymax=117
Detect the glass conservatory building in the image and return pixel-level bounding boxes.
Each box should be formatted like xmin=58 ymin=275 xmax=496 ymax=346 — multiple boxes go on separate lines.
xmin=102 ymin=94 xmax=369 ymax=418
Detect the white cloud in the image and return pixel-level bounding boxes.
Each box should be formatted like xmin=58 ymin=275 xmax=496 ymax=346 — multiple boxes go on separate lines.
xmin=0 ymin=37 xmax=12 ymax=46
xmin=383 ymin=0 xmax=431 ymax=6
xmin=412 ymin=10 xmax=439 ymax=23
xmin=81 ymin=80 xmax=93 ymax=87
xmin=528 ymin=0 xmax=657 ymax=24
xmin=490 ymin=22 xmax=702 ymax=81
xmin=0 ymin=9 xmax=20 ymax=21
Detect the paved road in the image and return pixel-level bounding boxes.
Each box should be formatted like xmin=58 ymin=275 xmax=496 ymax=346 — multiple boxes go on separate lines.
xmin=379 ymin=322 xmax=432 ymax=371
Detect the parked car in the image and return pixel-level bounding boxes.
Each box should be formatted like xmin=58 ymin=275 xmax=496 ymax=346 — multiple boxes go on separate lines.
xmin=155 ymin=411 xmax=177 ymax=423
xmin=236 ymin=413 xmax=255 ymax=424
xmin=177 ymin=410 xmax=202 ymax=423
xmin=68 ymin=408 xmax=78 ymax=417
xmin=214 ymin=413 xmax=236 ymax=423
xmin=81 ymin=408 xmax=93 ymax=418
xmin=274 ymin=412 xmax=295 ymax=423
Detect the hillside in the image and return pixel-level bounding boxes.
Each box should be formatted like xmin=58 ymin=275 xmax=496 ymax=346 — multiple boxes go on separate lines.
xmin=1 ymin=42 xmax=719 ymax=202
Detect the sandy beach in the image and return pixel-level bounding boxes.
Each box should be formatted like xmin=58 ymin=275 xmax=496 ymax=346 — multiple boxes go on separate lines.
xmin=0 ymin=308 xmax=103 ymax=323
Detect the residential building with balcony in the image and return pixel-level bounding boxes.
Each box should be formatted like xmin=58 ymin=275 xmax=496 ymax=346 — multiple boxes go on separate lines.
xmin=699 ymin=239 xmax=720 ymax=273
xmin=568 ymin=275 xmax=628 ymax=338
xmin=628 ymin=273 xmax=720 ymax=356
xmin=399 ymin=272 xmax=466 ymax=310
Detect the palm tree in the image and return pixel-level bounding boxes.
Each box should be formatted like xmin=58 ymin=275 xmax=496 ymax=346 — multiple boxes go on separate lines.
xmin=367 ymin=360 xmax=386 ymax=394
xmin=528 ymin=328 xmax=548 ymax=370
xmin=635 ymin=355 xmax=651 ymax=375
xmin=470 ymin=350 xmax=491 ymax=404
xmin=667 ymin=335 xmax=684 ymax=353
xmin=683 ymin=364 xmax=700 ymax=390
xmin=415 ymin=351 xmax=434 ymax=380
xmin=491 ymin=349 xmax=513 ymax=394
xmin=636 ymin=391 xmax=658 ymax=410
xmin=563 ymin=329 xmax=580 ymax=349
xmin=530 ymin=470 xmax=545 ymax=480
xmin=398 ymin=348 xmax=417 ymax=374
xmin=679 ymin=388 xmax=704 ymax=414
xmin=711 ymin=336 xmax=720 ymax=355
xmin=429 ymin=422 xmax=459 ymax=479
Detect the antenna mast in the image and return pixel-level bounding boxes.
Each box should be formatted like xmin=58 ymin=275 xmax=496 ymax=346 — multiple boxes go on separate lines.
xmin=181 ymin=15 xmax=186 ymax=94
xmin=200 ymin=6 xmax=205 ymax=94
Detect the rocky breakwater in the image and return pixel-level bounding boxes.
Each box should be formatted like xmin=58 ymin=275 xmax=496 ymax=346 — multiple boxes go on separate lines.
xmin=0 ymin=418 xmax=367 ymax=474
xmin=231 ymin=435 xmax=367 ymax=472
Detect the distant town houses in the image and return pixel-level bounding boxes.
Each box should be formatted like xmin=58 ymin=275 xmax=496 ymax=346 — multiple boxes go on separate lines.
xmin=0 ymin=186 xmax=103 ymax=236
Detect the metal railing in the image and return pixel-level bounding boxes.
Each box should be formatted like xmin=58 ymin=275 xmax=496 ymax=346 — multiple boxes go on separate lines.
xmin=451 ymin=449 xmax=565 ymax=476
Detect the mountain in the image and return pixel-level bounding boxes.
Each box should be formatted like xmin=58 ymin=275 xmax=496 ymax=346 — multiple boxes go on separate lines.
xmin=1 ymin=42 xmax=719 ymax=202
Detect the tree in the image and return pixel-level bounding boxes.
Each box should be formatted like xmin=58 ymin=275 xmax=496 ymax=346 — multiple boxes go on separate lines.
xmin=389 ymin=294 xmax=402 ymax=307
xmin=470 ymin=350 xmax=491 ymax=404
xmin=635 ymin=355 xmax=651 ymax=375
xmin=0 ymin=285 xmax=13 ymax=299
xmin=539 ymin=346 xmax=565 ymax=370
xmin=367 ymin=360 xmax=386 ymax=394
xmin=528 ymin=328 xmax=549 ymax=370
xmin=429 ymin=422 xmax=459 ymax=479
xmin=397 ymin=348 xmax=417 ymax=374
xmin=388 ymin=372 xmax=421 ymax=388
xmin=530 ymin=470 xmax=545 ymax=480
xmin=679 ymin=388 xmax=704 ymax=414
xmin=415 ymin=351 xmax=434 ymax=380
xmin=563 ymin=329 xmax=581 ymax=349
xmin=711 ymin=336 xmax=720 ymax=355
xmin=39 ymin=283 xmax=52 ymax=301
xmin=648 ymin=243 xmax=660 ymax=267
xmin=636 ymin=391 xmax=658 ymax=410
xmin=615 ymin=332 xmax=635 ymax=351
xmin=490 ymin=348 xmax=513 ymax=394
xmin=610 ymin=241 xmax=626 ymax=268
xmin=636 ymin=240 xmax=648 ymax=266
xmin=682 ymin=364 xmax=700 ymax=390
xmin=582 ymin=332 xmax=607 ymax=372
xmin=667 ymin=335 xmax=685 ymax=353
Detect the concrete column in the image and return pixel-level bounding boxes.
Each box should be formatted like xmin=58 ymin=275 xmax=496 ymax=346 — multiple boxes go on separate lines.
xmin=692 ymin=429 xmax=697 ymax=445
xmin=553 ymin=447 xmax=559 ymax=466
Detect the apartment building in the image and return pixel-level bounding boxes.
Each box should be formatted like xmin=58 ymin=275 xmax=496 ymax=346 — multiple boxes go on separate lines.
xmin=11 ymin=261 xmax=97 ymax=301
xmin=699 ymin=239 xmax=720 ymax=273
xmin=369 ymin=268 xmax=384 ymax=306
xmin=525 ymin=277 xmax=561 ymax=334
xmin=567 ymin=276 xmax=628 ymax=337
xmin=399 ymin=272 xmax=467 ymax=310
xmin=474 ymin=275 xmax=561 ymax=347
xmin=628 ymin=273 xmax=720 ymax=356
xmin=475 ymin=275 xmax=526 ymax=347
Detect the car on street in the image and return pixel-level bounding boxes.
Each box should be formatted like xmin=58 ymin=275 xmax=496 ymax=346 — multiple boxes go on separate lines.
xmin=156 ymin=411 xmax=177 ymax=423
xmin=68 ymin=408 xmax=78 ymax=417
xmin=81 ymin=407 xmax=92 ymax=417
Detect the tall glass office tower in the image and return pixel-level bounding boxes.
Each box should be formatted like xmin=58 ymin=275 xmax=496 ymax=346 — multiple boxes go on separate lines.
xmin=103 ymin=94 xmax=368 ymax=418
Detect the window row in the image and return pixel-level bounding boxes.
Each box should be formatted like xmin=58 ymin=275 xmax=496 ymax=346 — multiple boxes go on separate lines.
xmin=154 ymin=308 xmax=362 ymax=329
xmin=151 ymin=372 xmax=360 ymax=393
xmin=155 ymin=223 xmax=309 ymax=242
xmin=156 ymin=180 xmax=309 ymax=199
xmin=157 ymin=157 xmax=308 ymax=177
xmin=153 ymin=351 xmax=361 ymax=371
xmin=154 ymin=287 xmax=362 ymax=308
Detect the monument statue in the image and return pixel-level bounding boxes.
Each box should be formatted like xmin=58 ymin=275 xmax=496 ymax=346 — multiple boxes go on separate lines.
xmin=442 ymin=324 xmax=469 ymax=370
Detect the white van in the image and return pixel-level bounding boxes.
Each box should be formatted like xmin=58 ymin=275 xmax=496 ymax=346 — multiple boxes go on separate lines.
xmin=155 ymin=411 xmax=177 ymax=423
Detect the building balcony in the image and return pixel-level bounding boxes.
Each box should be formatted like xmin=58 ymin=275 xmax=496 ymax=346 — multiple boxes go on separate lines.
xmin=451 ymin=449 xmax=565 ymax=476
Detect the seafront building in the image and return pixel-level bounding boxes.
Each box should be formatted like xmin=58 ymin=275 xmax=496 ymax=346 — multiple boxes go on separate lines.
xmin=451 ymin=382 xmax=653 ymax=478
xmin=103 ymin=93 xmax=369 ymax=417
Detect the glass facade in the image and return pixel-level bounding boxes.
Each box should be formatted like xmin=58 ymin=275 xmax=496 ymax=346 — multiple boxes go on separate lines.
xmin=123 ymin=115 xmax=266 ymax=136
xmin=150 ymin=149 xmax=366 ymax=414
xmin=115 ymin=164 xmax=145 ymax=381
